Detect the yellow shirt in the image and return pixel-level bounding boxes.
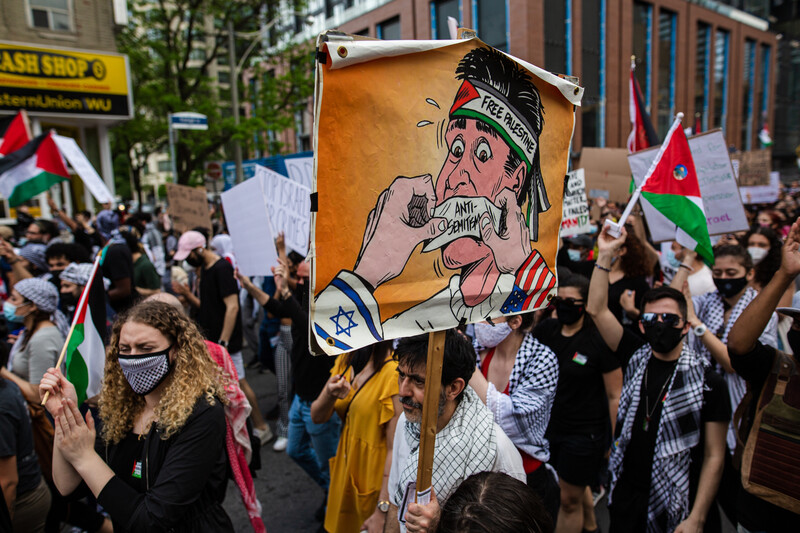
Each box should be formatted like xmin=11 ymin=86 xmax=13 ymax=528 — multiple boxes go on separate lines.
xmin=324 ymin=355 xmax=399 ymax=532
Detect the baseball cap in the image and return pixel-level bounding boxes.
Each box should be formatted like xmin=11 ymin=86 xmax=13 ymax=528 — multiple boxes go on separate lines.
xmin=564 ymin=234 xmax=593 ymax=248
xmin=174 ymin=231 xmax=207 ymax=261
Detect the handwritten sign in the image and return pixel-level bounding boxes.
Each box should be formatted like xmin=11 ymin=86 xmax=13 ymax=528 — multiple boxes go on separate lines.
xmin=628 ymin=129 xmax=748 ymax=242
xmin=53 ymin=135 xmax=115 ymax=204
xmin=284 ymin=157 xmax=314 ymax=190
xmin=740 ymin=171 xmax=780 ymax=204
xmin=731 ymin=149 xmax=771 ymax=187
xmin=220 ymin=177 xmax=278 ymax=276
xmin=422 ymin=196 xmax=502 ymax=252
xmin=560 ymin=169 xmax=591 ymax=237
xmin=165 ymin=183 xmax=211 ymax=234
xmin=255 ymin=165 xmax=311 ymax=256
xmin=578 ymin=148 xmax=633 ymax=203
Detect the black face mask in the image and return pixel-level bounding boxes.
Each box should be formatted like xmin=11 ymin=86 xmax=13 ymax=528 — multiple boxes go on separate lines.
xmin=714 ymin=276 xmax=749 ymax=299
xmin=185 ymin=252 xmax=203 ymax=268
xmin=60 ymin=291 xmax=79 ymax=309
xmin=788 ymin=329 xmax=800 ymax=357
xmin=642 ymin=322 xmax=685 ymax=354
xmin=555 ymin=301 xmax=585 ymax=325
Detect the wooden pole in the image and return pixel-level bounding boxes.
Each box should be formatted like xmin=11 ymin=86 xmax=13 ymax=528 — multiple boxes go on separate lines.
xmin=415 ymin=329 xmax=446 ymax=504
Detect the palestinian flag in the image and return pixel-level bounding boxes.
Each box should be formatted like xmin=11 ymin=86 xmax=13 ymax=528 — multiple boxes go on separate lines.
xmin=640 ymin=116 xmax=714 ymax=265
xmin=0 ymin=132 xmax=69 ymax=206
xmin=64 ymin=256 xmax=105 ymax=406
xmin=0 ymin=111 xmax=31 ymax=157
xmin=627 ymin=59 xmax=659 ymax=153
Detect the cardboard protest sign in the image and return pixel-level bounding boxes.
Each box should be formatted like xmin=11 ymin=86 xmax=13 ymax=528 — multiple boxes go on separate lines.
xmin=255 ymin=165 xmax=311 ymax=256
xmin=560 ymin=169 xmax=591 ymax=237
xmin=220 ymin=177 xmax=278 ymax=276
xmin=740 ymin=171 xmax=780 ymax=204
xmin=52 ymin=135 xmax=115 ymax=204
xmin=578 ymin=148 xmax=633 ymax=203
xmin=165 ymin=183 xmax=211 ymax=234
xmin=731 ymin=149 xmax=771 ymax=186
xmin=628 ymin=129 xmax=748 ymax=242
xmin=310 ymin=34 xmax=582 ymax=355
xmin=284 ymin=156 xmax=313 ymax=190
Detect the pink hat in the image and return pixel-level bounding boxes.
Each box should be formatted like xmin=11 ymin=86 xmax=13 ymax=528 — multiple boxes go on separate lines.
xmin=174 ymin=231 xmax=207 ymax=261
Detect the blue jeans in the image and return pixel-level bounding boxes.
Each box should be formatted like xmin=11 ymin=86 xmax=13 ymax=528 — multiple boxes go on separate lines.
xmin=287 ymin=395 xmax=341 ymax=490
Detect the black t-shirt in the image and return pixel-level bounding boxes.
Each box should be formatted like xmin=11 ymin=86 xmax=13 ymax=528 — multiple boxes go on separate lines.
xmin=102 ymin=243 xmax=139 ymax=313
xmin=730 ymin=341 xmax=800 ymax=531
xmin=198 ymin=258 xmax=243 ymax=354
xmin=533 ymin=318 xmax=620 ymax=435
xmin=113 ymin=433 xmax=147 ymax=494
xmin=0 ymin=381 xmax=41 ymax=496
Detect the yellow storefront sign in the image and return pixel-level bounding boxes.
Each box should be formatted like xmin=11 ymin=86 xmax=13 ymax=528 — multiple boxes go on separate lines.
xmin=0 ymin=41 xmax=131 ymax=118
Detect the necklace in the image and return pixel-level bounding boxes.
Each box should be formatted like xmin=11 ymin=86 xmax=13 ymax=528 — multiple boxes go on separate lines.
xmin=642 ymin=361 xmax=676 ymax=432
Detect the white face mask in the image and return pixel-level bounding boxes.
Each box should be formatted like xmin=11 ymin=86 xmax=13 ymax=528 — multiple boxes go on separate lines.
xmin=748 ymin=246 xmax=768 ymax=265
xmin=473 ymin=321 xmax=513 ymax=349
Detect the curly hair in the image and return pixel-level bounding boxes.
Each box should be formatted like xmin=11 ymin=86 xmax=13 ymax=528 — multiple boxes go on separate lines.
xmin=99 ymin=300 xmax=229 ymax=444
xmin=619 ymin=232 xmax=651 ymax=278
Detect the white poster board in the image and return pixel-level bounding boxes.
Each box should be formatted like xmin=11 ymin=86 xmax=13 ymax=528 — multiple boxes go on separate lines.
xmin=53 ymin=135 xmax=115 ymax=204
xmin=220 ymin=177 xmax=278 ymax=276
xmin=740 ymin=171 xmax=780 ymax=204
xmin=284 ymin=157 xmax=314 ymax=190
xmin=255 ymin=165 xmax=311 ymax=256
xmin=628 ymin=129 xmax=748 ymax=242
xmin=560 ymin=169 xmax=592 ymax=237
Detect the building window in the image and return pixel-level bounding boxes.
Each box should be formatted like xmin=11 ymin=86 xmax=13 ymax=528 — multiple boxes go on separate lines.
xmin=377 ymin=16 xmax=401 ymax=40
xmin=325 ymin=0 xmax=336 ymax=19
xmin=431 ymin=0 xmax=460 ymax=40
xmin=757 ymin=45 xmax=770 ymax=137
xmin=656 ymin=10 xmax=676 ymax=138
xmin=544 ymin=0 xmax=568 ymax=74
xmin=632 ymin=2 xmax=652 ymax=111
xmin=712 ymin=29 xmax=729 ymax=132
xmin=189 ymin=48 xmax=206 ymax=62
xmin=29 ymin=0 xmax=71 ymax=31
xmin=157 ymin=160 xmax=172 ymax=173
xmin=695 ymin=23 xmax=711 ymax=133
xmin=581 ymin=0 xmax=604 ymax=147
xmin=742 ymin=39 xmax=756 ymax=149
xmin=472 ymin=0 xmax=508 ymax=51
xmin=218 ymin=70 xmax=231 ymax=85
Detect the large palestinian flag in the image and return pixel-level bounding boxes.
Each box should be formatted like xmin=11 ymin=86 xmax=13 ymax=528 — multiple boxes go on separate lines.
xmin=0 ymin=132 xmax=69 ymax=206
xmin=0 ymin=111 xmax=31 ymax=157
xmin=640 ymin=118 xmax=714 ymax=265
xmin=64 ymin=256 xmax=106 ymax=406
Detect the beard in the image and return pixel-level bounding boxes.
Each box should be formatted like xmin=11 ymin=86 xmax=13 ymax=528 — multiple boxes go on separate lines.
xmin=400 ymin=390 xmax=447 ymax=424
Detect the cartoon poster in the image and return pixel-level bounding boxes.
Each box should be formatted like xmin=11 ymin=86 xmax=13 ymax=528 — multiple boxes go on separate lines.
xmin=311 ymin=34 xmax=582 ymax=356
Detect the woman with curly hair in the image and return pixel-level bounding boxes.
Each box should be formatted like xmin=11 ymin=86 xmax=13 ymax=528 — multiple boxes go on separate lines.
xmin=606 ymin=232 xmax=652 ymax=336
xmin=38 ymin=300 xmax=234 ymax=532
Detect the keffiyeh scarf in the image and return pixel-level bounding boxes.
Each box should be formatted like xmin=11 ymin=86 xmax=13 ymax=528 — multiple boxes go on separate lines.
xmin=394 ymin=386 xmax=496 ymax=504
xmin=609 ymin=342 xmax=707 ymax=533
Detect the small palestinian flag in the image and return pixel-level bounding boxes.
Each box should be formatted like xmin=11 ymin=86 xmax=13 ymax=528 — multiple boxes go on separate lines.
xmin=0 ymin=111 xmax=32 ymax=157
xmin=0 ymin=132 xmax=69 ymax=206
xmin=627 ymin=59 xmax=659 ymax=153
xmin=640 ymin=115 xmax=714 ymax=265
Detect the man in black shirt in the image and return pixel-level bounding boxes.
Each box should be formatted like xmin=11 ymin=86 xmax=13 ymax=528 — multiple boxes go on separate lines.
xmin=172 ymin=231 xmax=272 ymax=444
xmin=101 ymin=237 xmax=138 ymax=315
xmin=727 ymin=216 xmax=800 ymax=532
xmin=588 ymin=225 xmax=728 ymax=533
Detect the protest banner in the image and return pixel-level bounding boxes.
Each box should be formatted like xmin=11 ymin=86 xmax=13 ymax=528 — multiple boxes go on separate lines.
xmin=284 ymin=156 xmax=314 ymax=190
xmin=165 ymin=183 xmax=211 ymax=234
xmin=52 ymin=135 xmax=115 ymax=204
xmin=255 ymin=165 xmax=311 ymax=256
xmin=740 ymin=171 xmax=780 ymax=204
xmin=731 ymin=149 xmax=771 ymax=187
xmin=220 ymin=177 xmax=278 ymax=276
xmin=628 ymin=129 xmax=748 ymax=242
xmin=560 ymin=169 xmax=592 ymax=237
xmin=310 ymin=33 xmax=581 ymax=357
xmin=578 ymin=148 xmax=633 ymax=204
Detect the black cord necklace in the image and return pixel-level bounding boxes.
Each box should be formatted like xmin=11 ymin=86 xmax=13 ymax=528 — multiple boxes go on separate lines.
xmin=642 ymin=362 xmax=676 ymax=432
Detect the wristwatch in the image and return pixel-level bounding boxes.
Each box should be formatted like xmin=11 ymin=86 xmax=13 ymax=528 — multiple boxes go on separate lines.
xmin=693 ymin=324 xmax=707 ymax=337
xmin=217 ymin=339 xmax=228 ymax=348
xmin=377 ymin=500 xmax=390 ymax=513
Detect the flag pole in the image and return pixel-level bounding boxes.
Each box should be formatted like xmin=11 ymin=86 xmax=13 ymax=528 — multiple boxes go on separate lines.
xmin=41 ymin=252 xmax=103 ymax=405
xmin=607 ymin=112 xmax=685 ymax=238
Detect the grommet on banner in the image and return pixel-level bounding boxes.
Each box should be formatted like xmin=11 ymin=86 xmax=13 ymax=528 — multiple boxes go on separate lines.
xmin=337 ymin=46 xmax=348 ymax=58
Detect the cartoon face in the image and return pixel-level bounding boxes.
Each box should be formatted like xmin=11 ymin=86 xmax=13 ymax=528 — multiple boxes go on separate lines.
xmin=436 ymin=118 xmax=526 ymax=271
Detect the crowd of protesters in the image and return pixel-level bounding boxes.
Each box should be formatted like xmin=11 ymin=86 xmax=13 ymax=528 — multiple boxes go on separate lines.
xmin=1 ymin=186 xmax=800 ymax=533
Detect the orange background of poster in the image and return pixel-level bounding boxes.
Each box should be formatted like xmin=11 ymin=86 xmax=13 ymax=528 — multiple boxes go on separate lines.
xmin=314 ymin=40 xmax=576 ymax=322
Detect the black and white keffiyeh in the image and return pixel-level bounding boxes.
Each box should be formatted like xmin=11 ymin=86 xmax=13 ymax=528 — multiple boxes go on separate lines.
xmin=693 ymin=287 xmax=777 ymax=450
xmin=481 ymin=332 xmax=558 ymax=461
xmin=394 ymin=386 xmax=496 ymax=504
xmin=609 ymin=342 xmax=708 ymax=533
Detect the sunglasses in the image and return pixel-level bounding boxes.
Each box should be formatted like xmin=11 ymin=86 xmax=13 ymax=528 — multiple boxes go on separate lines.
xmin=640 ymin=312 xmax=683 ymax=327
xmin=552 ymin=297 xmax=585 ymax=306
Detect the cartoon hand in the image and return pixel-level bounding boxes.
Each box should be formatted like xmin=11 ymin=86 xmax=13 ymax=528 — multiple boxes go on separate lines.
xmin=480 ymin=189 xmax=532 ymax=274
xmin=354 ymin=175 xmax=447 ymax=288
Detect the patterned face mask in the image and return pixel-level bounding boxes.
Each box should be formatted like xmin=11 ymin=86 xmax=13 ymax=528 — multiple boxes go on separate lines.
xmin=117 ymin=345 xmax=174 ymax=396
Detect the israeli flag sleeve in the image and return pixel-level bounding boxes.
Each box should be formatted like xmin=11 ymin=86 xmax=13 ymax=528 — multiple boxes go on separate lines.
xmin=313 ymin=270 xmax=385 ymax=355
